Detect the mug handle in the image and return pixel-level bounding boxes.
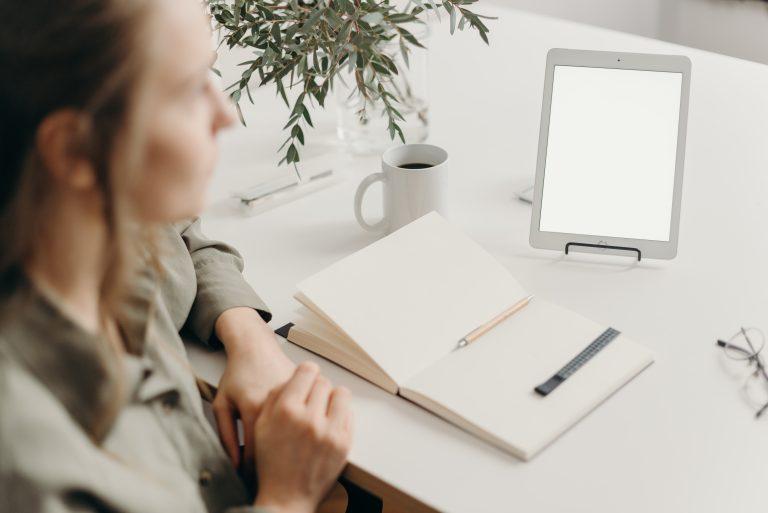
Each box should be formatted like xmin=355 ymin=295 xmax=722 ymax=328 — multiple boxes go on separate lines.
xmin=354 ymin=173 xmax=389 ymax=233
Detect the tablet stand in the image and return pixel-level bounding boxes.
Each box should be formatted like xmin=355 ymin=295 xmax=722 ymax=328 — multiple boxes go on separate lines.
xmin=565 ymin=242 xmax=642 ymax=261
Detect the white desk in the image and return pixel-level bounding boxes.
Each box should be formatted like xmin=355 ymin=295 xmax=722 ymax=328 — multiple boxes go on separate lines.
xmin=189 ymin=4 xmax=768 ymax=512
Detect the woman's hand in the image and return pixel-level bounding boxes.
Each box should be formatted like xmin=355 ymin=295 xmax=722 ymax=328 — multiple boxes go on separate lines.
xmin=253 ymin=362 xmax=353 ymax=513
xmin=212 ymin=307 xmax=296 ymax=471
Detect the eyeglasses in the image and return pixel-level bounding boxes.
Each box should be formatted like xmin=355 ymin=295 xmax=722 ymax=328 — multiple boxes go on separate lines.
xmin=716 ymin=327 xmax=768 ymax=419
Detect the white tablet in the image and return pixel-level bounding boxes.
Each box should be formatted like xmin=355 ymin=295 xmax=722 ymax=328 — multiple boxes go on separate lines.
xmin=529 ymin=48 xmax=691 ymax=260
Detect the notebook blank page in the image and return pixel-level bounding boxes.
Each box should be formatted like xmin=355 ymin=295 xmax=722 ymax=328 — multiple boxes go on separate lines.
xmin=401 ymin=298 xmax=654 ymax=459
xmin=296 ymin=213 xmax=529 ymax=386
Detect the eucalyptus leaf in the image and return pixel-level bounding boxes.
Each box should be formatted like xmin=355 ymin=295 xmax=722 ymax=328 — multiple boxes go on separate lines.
xmin=399 ymin=38 xmax=410 ymax=68
xmin=430 ymin=0 xmax=441 ymax=22
xmin=206 ymin=0 xmax=494 ymax=168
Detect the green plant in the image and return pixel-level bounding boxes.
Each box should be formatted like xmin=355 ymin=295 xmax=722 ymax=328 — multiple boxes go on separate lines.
xmin=208 ymin=0 xmax=495 ymax=174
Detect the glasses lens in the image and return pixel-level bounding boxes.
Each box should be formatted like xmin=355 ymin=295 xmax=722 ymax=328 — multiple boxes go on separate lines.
xmin=723 ymin=328 xmax=765 ymax=361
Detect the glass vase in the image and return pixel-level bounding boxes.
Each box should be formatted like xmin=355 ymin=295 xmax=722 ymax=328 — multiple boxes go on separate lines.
xmin=335 ymin=24 xmax=430 ymax=156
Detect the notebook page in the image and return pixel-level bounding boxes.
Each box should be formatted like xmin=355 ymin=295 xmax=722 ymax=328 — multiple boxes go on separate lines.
xmin=296 ymin=212 xmax=529 ymax=386
xmin=401 ymin=298 xmax=654 ymax=459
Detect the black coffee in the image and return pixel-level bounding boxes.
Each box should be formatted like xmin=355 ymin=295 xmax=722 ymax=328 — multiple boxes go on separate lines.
xmin=399 ymin=162 xmax=433 ymax=169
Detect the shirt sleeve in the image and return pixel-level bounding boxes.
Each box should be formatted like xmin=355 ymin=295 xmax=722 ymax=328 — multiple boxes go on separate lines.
xmin=176 ymin=218 xmax=272 ymax=348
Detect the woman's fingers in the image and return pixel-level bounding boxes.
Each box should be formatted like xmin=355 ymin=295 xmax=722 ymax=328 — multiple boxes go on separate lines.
xmin=278 ymin=362 xmax=319 ymax=405
xmin=213 ymin=399 xmax=240 ymax=468
xmin=242 ymin=410 xmax=256 ymax=480
xmin=260 ymin=384 xmax=280 ymax=415
xmin=236 ymin=394 xmax=265 ymax=480
xmin=252 ymin=372 xmax=354 ymax=513
xmin=306 ymin=376 xmax=332 ymax=416
xmin=326 ymin=386 xmax=353 ymax=433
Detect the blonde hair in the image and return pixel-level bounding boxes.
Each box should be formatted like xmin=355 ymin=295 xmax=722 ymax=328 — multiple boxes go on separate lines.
xmin=0 ymin=0 xmax=163 ymax=437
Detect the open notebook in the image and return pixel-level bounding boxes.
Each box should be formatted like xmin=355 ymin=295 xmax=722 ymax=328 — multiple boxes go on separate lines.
xmin=280 ymin=212 xmax=653 ymax=460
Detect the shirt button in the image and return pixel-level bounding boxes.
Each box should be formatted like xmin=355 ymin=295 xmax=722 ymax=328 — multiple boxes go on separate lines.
xmin=198 ymin=469 xmax=213 ymax=487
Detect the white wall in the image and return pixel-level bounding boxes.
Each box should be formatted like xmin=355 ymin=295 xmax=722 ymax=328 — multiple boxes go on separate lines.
xmin=502 ymin=0 xmax=662 ymax=38
xmin=502 ymin=0 xmax=768 ymax=65
xmin=659 ymin=0 xmax=768 ymax=64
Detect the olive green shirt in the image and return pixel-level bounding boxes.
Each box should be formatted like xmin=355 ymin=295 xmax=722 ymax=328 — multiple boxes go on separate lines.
xmin=0 ymin=219 xmax=272 ymax=513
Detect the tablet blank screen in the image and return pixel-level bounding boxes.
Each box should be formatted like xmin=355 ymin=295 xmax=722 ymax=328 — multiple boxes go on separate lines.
xmin=538 ymin=66 xmax=683 ymax=242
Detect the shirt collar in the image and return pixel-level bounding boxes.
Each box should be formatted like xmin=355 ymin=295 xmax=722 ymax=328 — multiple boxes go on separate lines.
xmin=2 ymin=269 xmax=157 ymax=442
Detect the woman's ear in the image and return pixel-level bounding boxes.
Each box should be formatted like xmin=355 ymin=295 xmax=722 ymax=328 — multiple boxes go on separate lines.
xmin=35 ymin=109 xmax=97 ymax=190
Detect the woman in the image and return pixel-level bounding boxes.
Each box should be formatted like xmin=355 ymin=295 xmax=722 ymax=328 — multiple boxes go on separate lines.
xmin=0 ymin=1 xmax=353 ymax=512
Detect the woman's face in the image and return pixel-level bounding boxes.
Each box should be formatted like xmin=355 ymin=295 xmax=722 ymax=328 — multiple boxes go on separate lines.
xmin=131 ymin=0 xmax=235 ymax=223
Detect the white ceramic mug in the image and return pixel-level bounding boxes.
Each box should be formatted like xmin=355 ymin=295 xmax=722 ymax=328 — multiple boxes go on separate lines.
xmin=354 ymin=143 xmax=448 ymax=233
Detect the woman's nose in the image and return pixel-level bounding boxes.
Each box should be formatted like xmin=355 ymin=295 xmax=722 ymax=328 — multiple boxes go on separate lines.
xmin=209 ymin=73 xmax=237 ymax=133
